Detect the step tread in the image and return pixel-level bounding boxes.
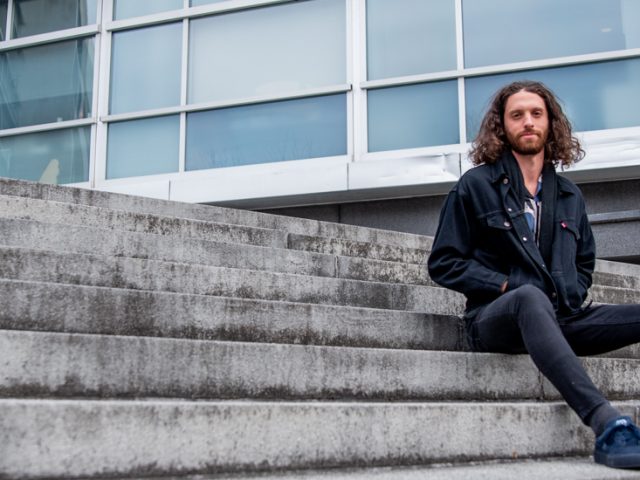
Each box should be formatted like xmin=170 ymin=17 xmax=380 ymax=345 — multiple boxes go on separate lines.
xmin=0 ymin=177 xmax=432 ymax=250
xmin=3 ymin=329 xmax=640 ymax=401
xmin=3 ymin=399 xmax=638 ymax=479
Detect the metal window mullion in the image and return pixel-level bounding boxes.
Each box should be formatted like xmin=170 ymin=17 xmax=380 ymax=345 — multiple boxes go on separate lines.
xmin=5 ymin=0 xmax=13 ymax=40
xmin=0 ymin=118 xmax=95 ymax=138
xmin=179 ymin=17 xmax=189 ymax=174
xmin=351 ymin=0 xmax=367 ymax=161
xmin=93 ymin=4 xmax=113 ymax=185
xmin=454 ymin=0 xmax=466 ymax=147
xmin=0 ymin=25 xmax=99 ymax=52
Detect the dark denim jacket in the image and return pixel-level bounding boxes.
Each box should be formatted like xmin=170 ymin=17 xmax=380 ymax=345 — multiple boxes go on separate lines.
xmin=427 ymin=161 xmax=595 ymax=316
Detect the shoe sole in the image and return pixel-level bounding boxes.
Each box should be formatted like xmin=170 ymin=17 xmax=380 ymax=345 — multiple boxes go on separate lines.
xmin=595 ymin=450 xmax=640 ymax=469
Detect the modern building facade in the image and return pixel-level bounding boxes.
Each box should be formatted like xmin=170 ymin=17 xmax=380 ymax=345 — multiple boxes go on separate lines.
xmin=1 ymin=0 xmax=639 ymax=259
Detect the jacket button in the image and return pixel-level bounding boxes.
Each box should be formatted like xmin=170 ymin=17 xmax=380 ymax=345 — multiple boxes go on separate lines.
xmin=507 ymin=207 xmax=513 ymax=212
xmin=503 ymin=178 xmax=509 ymax=184
xmin=551 ymin=292 xmax=557 ymax=298
xmin=522 ymin=236 xmax=528 ymax=242
xmin=504 ymin=221 xmax=511 ymax=227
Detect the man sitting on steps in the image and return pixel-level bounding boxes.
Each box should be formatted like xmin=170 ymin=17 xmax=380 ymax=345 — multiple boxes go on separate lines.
xmin=427 ymin=80 xmax=640 ymax=469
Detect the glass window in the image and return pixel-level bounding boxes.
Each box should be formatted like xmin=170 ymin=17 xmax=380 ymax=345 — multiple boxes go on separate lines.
xmin=188 ymin=0 xmax=346 ymax=104
xmin=113 ymin=0 xmax=182 ymax=20
xmin=0 ymin=1 xmax=8 ymax=40
xmin=186 ymin=94 xmax=347 ymax=170
xmin=463 ymin=0 xmax=640 ymax=68
xmin=366 ymin=0 xmax=456 ymax=80
xmin=0 ymin=127 xmax=90 ymax=184
xmin=465 ymin=58 xmax=640 ymax=140
xmin=110 ymin=23 xmax=182 ymax=114
xmin=107 ymin=116 xmax=179 ymax=179
xmin=0 ymin=38 xmax=94 ymax=130
xmin=368 ymin=80 xmax=459 ymax=152
xmin=12 ymin=0 xmax=97 ymax=38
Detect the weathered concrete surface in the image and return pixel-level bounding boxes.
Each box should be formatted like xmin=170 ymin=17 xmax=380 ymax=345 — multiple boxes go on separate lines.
xmin=4 ymin=400 xmax=636 ymax=479
xmin=0 ymin=247 xmax=466 ymax=312
xmin=4 ymin=331 xmax=640 ymax=401
xmin=0 ymin=177 xmax=433 ymax=250
xmin=288 ymin=233 xmax=429 ymax=265
xmin=0 ymin=194 xmax=286 ymax=248
xmin=0 ymin=280 xmax=463 ymax=350
xmin=0 ymin=330 xmax=541 ymax=400
xmin=0 ymin=217 xmax=434 ymax=286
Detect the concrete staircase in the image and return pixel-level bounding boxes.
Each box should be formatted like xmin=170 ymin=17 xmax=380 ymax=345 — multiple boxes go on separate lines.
xmin=1 ymin=177 xmax=640 ymax=479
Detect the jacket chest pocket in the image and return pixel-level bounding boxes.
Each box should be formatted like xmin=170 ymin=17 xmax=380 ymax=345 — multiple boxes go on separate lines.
xmin=482 ymin=212 xmax=517 ymax=255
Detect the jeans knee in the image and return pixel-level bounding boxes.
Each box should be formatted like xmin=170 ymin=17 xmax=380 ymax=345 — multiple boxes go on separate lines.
xmin=510 ymin=284 xmax=554 ymax=315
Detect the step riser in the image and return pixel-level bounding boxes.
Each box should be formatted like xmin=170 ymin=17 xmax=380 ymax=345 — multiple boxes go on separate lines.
xmin=0 ymin=248 xmax=465 ymax=313
xmin=0 ymin=178 xmax=433 ymax=250
xmin=0 ymin=195 xmax=285 ymax=248
xmin=0 ymin=218 xmax=434 ymax=286
xmin=5 ymin=400 xmax=630 ymax=479
xmin=4 ymin=331 xmax=640 ymax=401
xmin=0 ymin=280 xmax=463 ymax=351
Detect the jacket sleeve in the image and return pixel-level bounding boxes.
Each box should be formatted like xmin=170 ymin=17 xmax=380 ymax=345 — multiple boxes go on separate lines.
xmin=427 ymin=185 xmax=508 ymax=298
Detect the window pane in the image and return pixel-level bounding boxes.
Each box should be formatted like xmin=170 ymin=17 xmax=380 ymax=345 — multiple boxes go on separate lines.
xmin=107 ymin=116 xmax=179 ymax=179
xmin=186 ymin=94 xmax=346 ymax=170
xmin=188 ymin=0 xmax=346 ymax=103
xmin=0 ymin=1 xmax=7 ymax=40
xmin=463 ymin=0 xmax=640 ymax=68
xmin=110 ymin=23 xmax=181 ymax=114
xmin=12 ymin=0 xmax=97 ymax=38
xmin=465 ymin=58 xmax=640 ymax=140
xmin=368 ymin=81 xmax=459 ymax=152
xmin=113 ymin=0 xmax=182 ymax=20
xmin=0 ymin=127 xmax=90 ymax=184
xmin=0 ymin=38 xmax=94 ymax=130
xmin=366 ymin=0 xmax=456 ymax=80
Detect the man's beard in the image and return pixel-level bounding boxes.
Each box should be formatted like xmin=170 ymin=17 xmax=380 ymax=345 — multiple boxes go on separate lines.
xmin=507 ymin=129 xmax=547 ymax=156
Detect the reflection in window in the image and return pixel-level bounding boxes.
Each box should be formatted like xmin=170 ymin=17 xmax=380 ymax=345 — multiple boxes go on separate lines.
xmin=0 ymin=1 xmax=7 ymax=40
xmin=110 ymin=23 xmax=182 ymax=114
xmin=0 ymin=127 xmax=90 ymax=184
xmin=463 ymin=0 xmax=640 ymax=68
xmin=368 ymin=81 xmax=459 ymax=152
xmin=465 ymin=58 xmax=640 ymax=140
xmin=188 ymin=0 xmax=345 ymax=103
xmin=186 ymin=94 xmax=347 ymax=170
xmin=366 ymin=0 xmax=456 ymax=80
xmin=107 ymin=116 xmax=179 ymax=179
xmin=0 ymin=38 xmax=94 ymax=130
xmin=113 ymin=0 xmax=182 ymax=20
xmin=12 ymin=0 xmax=97 ymax=38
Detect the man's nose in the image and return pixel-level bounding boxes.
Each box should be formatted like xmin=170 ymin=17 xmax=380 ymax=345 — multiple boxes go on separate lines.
xmin=523 ymin=113 xmax=534 ymax=127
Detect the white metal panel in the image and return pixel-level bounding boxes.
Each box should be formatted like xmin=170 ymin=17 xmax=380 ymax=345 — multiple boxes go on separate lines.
xmin=96 ymin=179 xmax=171 ymax=200
xmin=170 ymin=156 xmax=350 ymax=203
xmin=348 ymin=153 xmax=461 ymax=190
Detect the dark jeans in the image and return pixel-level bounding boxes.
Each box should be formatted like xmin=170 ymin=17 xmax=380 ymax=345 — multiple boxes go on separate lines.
xmin=466 ymin=284 xmax=640 ymax=423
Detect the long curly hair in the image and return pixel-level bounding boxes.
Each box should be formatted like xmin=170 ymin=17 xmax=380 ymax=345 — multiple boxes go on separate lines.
xmin=469 ymin=80 xmax=584 ymax=167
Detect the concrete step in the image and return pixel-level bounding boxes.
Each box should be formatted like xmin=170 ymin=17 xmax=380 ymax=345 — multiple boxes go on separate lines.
xmin=3 ymin=399 xmax=638 ymax=479
xmin=155 ymin=457 xmax=640 ymax=480
xmin=0 ymin=279 xmax=463 ymax=351
xmin=0 ymin=217 xmax=433 ymax=286
xmin=3 ymin=330 xmax=640 ymax=402
xmin=0 ymin=247 xmax=465 ymax=313
xmin=0 ymin=177 xmax=432 ymax=250
xmin=0 ymin=194 xmax=286 ymax=249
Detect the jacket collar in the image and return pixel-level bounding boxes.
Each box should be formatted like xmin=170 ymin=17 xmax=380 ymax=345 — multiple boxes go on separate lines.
xmin=485 ymin=152 xmax=574 ymax=195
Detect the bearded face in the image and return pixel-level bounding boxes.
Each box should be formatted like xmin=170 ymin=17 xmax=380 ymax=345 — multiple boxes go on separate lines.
xmin=503 ymin=90 xmax=550 ymax=157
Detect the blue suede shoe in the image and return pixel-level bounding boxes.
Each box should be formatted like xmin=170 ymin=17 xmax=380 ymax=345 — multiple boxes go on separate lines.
xmin=594 ymin=416 xmax=640 ymax=468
